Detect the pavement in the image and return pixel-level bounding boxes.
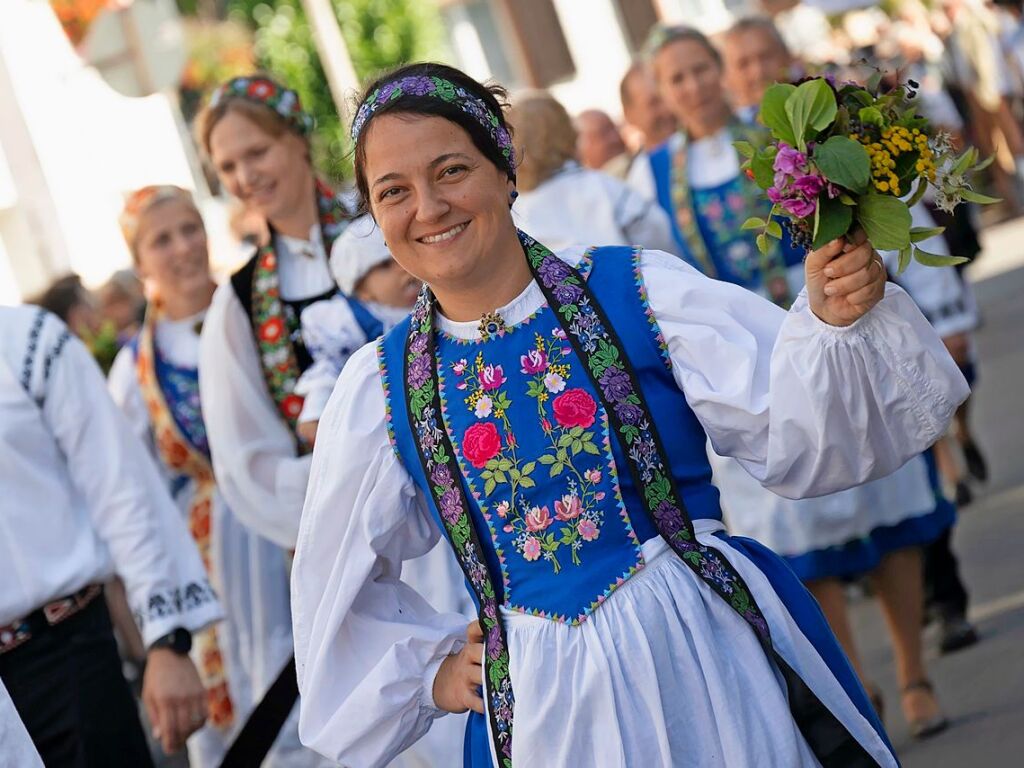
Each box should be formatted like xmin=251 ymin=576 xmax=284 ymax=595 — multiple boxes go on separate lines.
xmin=850 ymin=216 xmax=1024 ymax=766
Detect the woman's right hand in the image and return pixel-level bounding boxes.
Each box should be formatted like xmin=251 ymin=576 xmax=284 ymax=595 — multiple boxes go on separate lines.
xmin=432 ymin=620 xmax=485 ymax=714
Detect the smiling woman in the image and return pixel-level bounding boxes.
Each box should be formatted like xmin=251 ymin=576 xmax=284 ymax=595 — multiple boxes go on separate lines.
xmin=288 ymin=62 xmax=971 ymax=768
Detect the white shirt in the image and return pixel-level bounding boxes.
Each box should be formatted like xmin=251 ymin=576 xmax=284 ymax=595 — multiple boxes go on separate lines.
xmin=0 ymin=306 xmax=221 ymax=645
xmin=290 ymin=246 xmax=968 ymax=763
xmin=512 ymin=162 xmax=680 ymax=257
xmin=199 ymin=233 xmax=335 ymax=549
xmin=0 ymin=679 xmax=41 ymax=767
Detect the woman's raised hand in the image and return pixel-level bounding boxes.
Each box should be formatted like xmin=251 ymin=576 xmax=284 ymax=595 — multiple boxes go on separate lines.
xmin=804 ymin=229 xmax=887 ymax=327
xmin=432 ymin=620 xmax=486 ymax=715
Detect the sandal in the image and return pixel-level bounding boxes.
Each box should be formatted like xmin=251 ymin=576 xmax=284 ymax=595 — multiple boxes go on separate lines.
xmin=901 ymin=680 xmax=948 ymax=739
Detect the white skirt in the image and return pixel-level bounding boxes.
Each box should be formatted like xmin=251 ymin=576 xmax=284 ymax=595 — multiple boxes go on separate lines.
xmin=497 ymin=524 xmax=896 ymax=768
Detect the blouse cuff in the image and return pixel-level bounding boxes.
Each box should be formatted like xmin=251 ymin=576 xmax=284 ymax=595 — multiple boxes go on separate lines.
xmin=136 ymin=579 xmax=224 ymax=647
xmin=789 ymin=288 xmax=871 ymax=336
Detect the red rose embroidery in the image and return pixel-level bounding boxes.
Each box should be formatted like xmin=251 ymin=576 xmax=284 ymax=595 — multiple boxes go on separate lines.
xmin=281 ymin=394 xmax=304 ymax=420
xmin=248 ymin=80 xmax=274 ymax=99
xmin=462 ymin=422 xmax=502 ymax=469
xmin=260 ymin=317 xmax=284 ymax=343
xmin=552 ymin=388 xmax=597 ymax=429
xmin=260 ymin=252 xmax=276 ymax=270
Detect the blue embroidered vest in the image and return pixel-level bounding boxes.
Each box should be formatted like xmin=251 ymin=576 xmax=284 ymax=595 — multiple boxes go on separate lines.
xmin=379 ymin=247 xmax=721 ymax=624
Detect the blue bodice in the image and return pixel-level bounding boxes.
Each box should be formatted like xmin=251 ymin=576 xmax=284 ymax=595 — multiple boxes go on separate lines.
xmin=380 ymin=247 xmax=721 ymax=624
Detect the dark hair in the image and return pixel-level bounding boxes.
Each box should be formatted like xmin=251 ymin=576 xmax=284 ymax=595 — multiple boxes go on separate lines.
xmin=29 ymin=274 xmax=91 ymax=324
xmin=645 ymin=25 xmax=722 ymax=69
xmin=352 ymin=62 xmax=514 ymax=212
xmin=723 ymin=16 xmax=790 ymax=56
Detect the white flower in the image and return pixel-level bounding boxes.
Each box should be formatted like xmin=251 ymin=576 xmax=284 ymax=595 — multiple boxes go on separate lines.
xmin=474 ymin=395 xmax=493 ymax=418
xmin=543 ymin=372 xmax=566 ymax=393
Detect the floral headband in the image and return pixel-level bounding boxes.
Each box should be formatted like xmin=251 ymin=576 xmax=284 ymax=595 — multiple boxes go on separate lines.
xmin=350 ymin=75 xmax=516 ymax=175
xmin=120 ymin=185 xmax=198 ymax=252
xmin=209 ymin=76 xmax=314 ymax=136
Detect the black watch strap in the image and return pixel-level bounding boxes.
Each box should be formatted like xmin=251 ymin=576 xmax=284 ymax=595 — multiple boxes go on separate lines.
xmin=150 ymin=627 xmax=192 ymax=655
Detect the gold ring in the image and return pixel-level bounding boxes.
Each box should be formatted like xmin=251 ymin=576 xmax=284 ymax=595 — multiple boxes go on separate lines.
xmin=871 ymin=258 xmax=884 ymax=274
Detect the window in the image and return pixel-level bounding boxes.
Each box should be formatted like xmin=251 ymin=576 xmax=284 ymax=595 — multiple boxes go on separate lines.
xmin=496 ymin=0 xmax=576 ymax=87
xmin=613 ymin=0 xmax=660 ymax=53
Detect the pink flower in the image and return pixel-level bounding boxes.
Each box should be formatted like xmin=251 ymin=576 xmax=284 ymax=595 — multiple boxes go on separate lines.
xmin=584 ymin=468 xmax=602 ymax=484
xmin=503 ymin=524 xmax=514 ymax=533
xmin=452 ymin=359 xmax=468 ymax=375
xmin=773 ymin=143 xmax=807 ymax=175
xmin=554 ymin=494 xmax=582 ymax=521
xmin=523 ymin=537 xmax=542 ymax=561
xmin=767 ymin=186 xmax=785 ymax=204
xmin=553 ymin=328 xmax=567 ymax=340
xmin=541 ymin=418 xmax=553 ymax=433
xmin=791 ymin=173 xmax=825 ymax=197
xmin=552 ymin=389 xmax=597 ymax=429
xmin=595 ymin=491 xmax=606 ymax=501
xmin=479 ymin=364 xmax=506 ymax=391
xmin=780 ymin=196 xmax=817 ymax=218
xmin=578 ymin=520 xmax=599 ymax=541
xmin=495 ymin=501 xmax=510 ymax=518
xmin=520 ymin=348 xmax=548 ymax=374
xmin=462 ymin=422 xmax=502 ymax=469
xmin=525 ymin=505 xmax=552 ymax=532
xmin=543 ymin=372 xmax=566 ymax=394
xmin=456 ymin=381 xmax=468 ymax=390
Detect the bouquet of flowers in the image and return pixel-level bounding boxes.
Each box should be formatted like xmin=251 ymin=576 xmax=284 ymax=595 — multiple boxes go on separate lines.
xmin=737 ymin=73 xmax=997 ymax=273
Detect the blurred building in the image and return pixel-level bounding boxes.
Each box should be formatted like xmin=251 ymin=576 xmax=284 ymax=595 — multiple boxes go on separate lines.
xmin=0 ymin=0 xmax=235 ymax=304
xmin=436 ymin=0 xmax=755 ymax=117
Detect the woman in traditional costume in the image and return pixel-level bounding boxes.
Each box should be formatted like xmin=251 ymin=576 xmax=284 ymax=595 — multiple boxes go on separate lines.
xmin=108 ymin=185 xmax=309 ymax=767
xmin=290 ymin=62 xmax=968 ymax=768
xmin=506 ymin=91 xmax=678 ymax=256
xmin=627 ymin=26 xmax=802 ymax=305
xmin=195 ymin=75 xmax=353 ymax=549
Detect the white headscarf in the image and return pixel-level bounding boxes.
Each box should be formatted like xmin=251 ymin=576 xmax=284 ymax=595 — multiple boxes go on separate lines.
xmin=329 ymin=215 xmax=393 ymax=295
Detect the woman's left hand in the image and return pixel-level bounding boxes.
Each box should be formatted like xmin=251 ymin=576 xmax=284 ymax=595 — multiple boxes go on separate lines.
xmin=804 ymin=229 xmax=887 ymax=327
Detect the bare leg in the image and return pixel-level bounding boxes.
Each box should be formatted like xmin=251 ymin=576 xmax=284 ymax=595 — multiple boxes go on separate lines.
xmin=807 ymin=578 xmax=868 ymax=686
xmin=933 ymin=436 xmax=962 ymax=496
xmin=869 ymin=547 xmax=944 ymax=728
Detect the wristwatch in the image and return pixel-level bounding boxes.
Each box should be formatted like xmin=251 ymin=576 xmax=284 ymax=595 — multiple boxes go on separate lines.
xmin=149 ymin=627 xmax=192 ymax=656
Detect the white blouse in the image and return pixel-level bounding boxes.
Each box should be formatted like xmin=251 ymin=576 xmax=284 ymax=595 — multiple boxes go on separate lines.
xmin=199 ymin=234 xmax=335 ymax=549
xmin=290 ymin=246 xmax=968 ymax=764
xmin=512 ymin=162 xmax=680 ymax=257
xmin=0 ymin=306 xmax=221 ymax=645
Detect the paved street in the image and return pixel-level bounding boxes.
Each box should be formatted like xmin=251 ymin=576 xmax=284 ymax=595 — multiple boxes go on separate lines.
xmin=851 ymin=217 xmax=1024 ymax=766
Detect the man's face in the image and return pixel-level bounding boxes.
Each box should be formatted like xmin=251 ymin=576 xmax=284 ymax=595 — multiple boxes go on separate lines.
xmin=622 ymin=69 xmax=677 ymax=149
xmin=722 ymin=27 xmax=792 ymax=110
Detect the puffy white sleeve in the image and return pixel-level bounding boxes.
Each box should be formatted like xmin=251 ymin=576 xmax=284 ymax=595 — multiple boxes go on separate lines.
xmin=294 ymin=297 xmax=366 ymax=424
xmin=291 ymin=344 xmax=468 ymax=767
xmin=198 ymin=283 xmax=311 ymax=548
xmin=639 ymin=250 xmax=970 ymax=499
xmin=42 ymin=324 xmax=221 ymax=644
xmin=107 ymin=345 xmax=152 ymax=447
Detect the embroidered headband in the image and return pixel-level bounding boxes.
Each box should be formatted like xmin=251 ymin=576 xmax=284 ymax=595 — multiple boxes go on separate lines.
xmin=208 ymin=76 xmax=314 ymax=136
xmin=350 ymin=75 xmax=516 ymax=174
xmin=120 ymin=185 xmax=198 ymax=254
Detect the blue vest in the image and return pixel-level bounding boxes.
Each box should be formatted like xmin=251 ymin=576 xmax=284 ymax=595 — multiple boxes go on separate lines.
xmin=379 ymin=247 xmax=721 ymax=624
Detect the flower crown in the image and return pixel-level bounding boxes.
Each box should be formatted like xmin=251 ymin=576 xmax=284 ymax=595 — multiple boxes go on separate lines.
xmin=350 ymin=75 xmax=516 ymax=173
xmin=209 ymin=76 xmax=313 ymax=136
xmin=120 ymin=185 xmax=196 ymax=250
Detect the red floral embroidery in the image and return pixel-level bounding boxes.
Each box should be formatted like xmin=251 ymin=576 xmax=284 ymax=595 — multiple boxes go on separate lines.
xmin=463 ymin=422 xmax=502 ymax=468
xmin=552 ymin=388 xmax=597 ymax=429
xmin=280 ymin=394 xmax=304 ymax=420
xmin=248 ymin=80 xmax=275 ymax=99
xmin=259 ymin=317 xmax=284 ymax=343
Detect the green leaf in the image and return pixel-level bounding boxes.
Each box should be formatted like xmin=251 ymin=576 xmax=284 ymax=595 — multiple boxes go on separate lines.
xmin=485 ymin=459 xmax=499 ymax=470
xmin=785 ymin=79 xmax=837 ymax=149
xmin=582 ymin=442 xmax=600 ymax=455
xmin=519 ymin=476 xmax=535 ymax=489
xmin=813 ymin=136 xmax=871 ymax=194
xmin=509 ymin=468 xmax=521 ymax=481
xmin=733 ymin=140 xmax=756 ymax=159
xmin=750 ymin=152 xmax=776 ymax=189
xmin=866 ymin=70 xmax=883 ymax=93
xmin=897 ymin=245 xmax=912 ymax=275
xmin=497 ymin=459 xmax=512 ymax=471
xmin=960 ymin=189 xmax=1002 ymax=205
xmin=538 ymin=454 xmax=556 ymax=465
xmin=484 ymin=478 xmax=496 ymax=496
xmin=522 ymin=461 xmax=536 ymax=475
xmin=913 ymin=246 xmax=969 ymax=268
xmin=756 ymin=233 xmax=769 ymax=255
xmin=909 ymin=226 xmax=946 ymax=243
xmin=742 ymin=217 xmax=766 ymax=230
xmin=549 ymin=462 xmax=565 ymax=477
xmin=570 ymin=426 xmax=584 ymax=437
xmin=766 ymin=220 xmax=783 ymax=239
xmin=904 ymin=177 xmax=928 ymax=208
xmin=856 ymin=194 xmax=912 ymax=250
xmin=571 ymin=442 xmax=582 ymax=455
xmin=557 ymin=433 xmax=573 ymax=448
xmin=952 ymin=147 xmax=977 ymax=176
xmin=811 ymin=197 xmax=853 ymax=249
xmin=839 ymin=193 xmax=856 ymax=205
xmin=493 ymin=470 xmax=507 ymax=483
xmin=858 ymin=106 xmax=884 ymax=126
xmin=760 ymin=83 xmax=797 ymax=145
xmin=973 ymin=153 xmax=995 ymax=173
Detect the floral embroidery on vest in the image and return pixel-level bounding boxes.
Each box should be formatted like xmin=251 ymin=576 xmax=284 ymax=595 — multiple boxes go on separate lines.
xmin=452 ymin=335 xmax=609 ymax=573
xmin=251 ymin=180 xmax=349 ymax=433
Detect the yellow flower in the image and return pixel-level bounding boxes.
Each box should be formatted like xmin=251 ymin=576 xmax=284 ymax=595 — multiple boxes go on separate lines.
xmin=877 ymin=180 xmax=890 ymax=192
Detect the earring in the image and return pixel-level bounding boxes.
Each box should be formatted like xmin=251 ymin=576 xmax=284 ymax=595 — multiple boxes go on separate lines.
xmin=509 ymin=189 xmax=519 ymax=204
